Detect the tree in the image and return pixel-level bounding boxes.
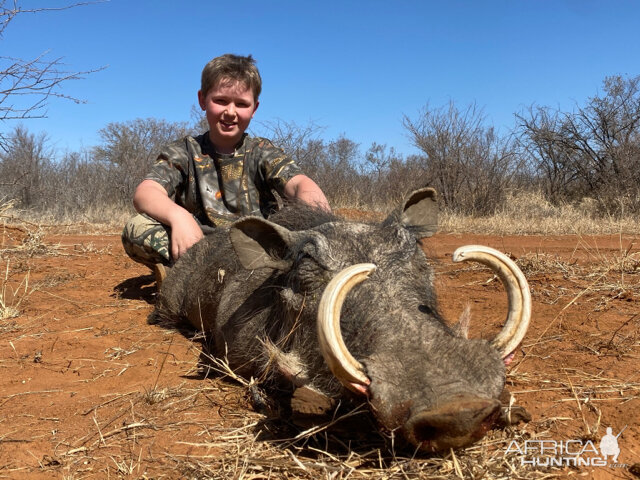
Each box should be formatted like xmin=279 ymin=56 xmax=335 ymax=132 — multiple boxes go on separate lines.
xmin=361 ymin=142 xmax=425 ymax=207
xmin=404 ymin=101 xmax=519 ymax=215
xmin=93 ymin=117 xmax=189 ymax=199
xmin=257 ymin=118 xmax=326 ymax=168
xmin=515 ymin=106 xmax=579 ymax=201
xmin=189 ymin=104 xmax=209 ymax=134
xmin=0 ymin=1 xmax=103 ymax=147
xmin=364 ymin=142 xmax=394 ymax=179
xmin=46 ymin=148 xmax=125 ymax=216
xmin=0 ymin=124 xmax=52 ymax=207
xmin=326 ymin=136 xmax=359 ymax=170
xmin=516 ymin=75 xmax=640 ymax=211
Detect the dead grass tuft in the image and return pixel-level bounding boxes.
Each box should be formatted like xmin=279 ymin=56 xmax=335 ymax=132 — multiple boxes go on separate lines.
xmin=516 ymin=252 xmax=578 ymax=277
xmin=500 ymin=238 xmax=640 ymax=311
xmin=165 ymin=418 xmax=558 ymax=479
xmin=440 ymin=190 xmax=640 ymax=235
xmin=20 ymin=228 xmax=54 ymax=256
xmin=73 ymin=242 xmax=113 ymax=255
xmin=142 ymin=385 xmax=186 ymax=406
xmin=2 ymin=200 xmax=128 ymax=227
xmin=588 ymin=314 xmax=640 ymax=357
xmin=0 ymin=260 xmax=30 ymax=321
xmin=139 ymin=349 xmax=562 ymax=479
xmin=0 ymin=197 xmax=16 ymax=218
xmin=1 ymin=225 xmax=62 ymax=258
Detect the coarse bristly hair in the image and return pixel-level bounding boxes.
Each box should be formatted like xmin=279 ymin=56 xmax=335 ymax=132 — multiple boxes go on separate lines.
xmin=267 ymin=200 xmax=341 ymax=231
xmin=200 ymin=53 xmax=262 ymax=100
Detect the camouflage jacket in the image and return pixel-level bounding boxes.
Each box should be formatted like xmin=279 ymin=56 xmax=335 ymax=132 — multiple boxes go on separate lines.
xmin=145 ymin=133 xmax=303 ymax=227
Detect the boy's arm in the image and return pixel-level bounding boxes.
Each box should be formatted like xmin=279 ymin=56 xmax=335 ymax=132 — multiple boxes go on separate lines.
xmin=133 ymin=179 xmax=203 ymax=260
xmin=283 ymin=174 xmax=331 ymax=212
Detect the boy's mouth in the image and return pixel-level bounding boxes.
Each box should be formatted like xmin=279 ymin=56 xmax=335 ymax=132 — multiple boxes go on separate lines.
xmin=220 ymin=121 xmax=237 ymax=130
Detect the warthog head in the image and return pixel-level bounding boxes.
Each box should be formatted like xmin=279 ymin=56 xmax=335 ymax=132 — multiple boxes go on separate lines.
xmin=155 ymin=188 xmax=531 ymax=452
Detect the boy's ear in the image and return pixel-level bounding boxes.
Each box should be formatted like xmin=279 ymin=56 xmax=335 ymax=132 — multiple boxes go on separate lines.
xmin=252 ymin=99 xmax=260 ymax=117
xmin=197 ymin=90 xmax=205 ymax=110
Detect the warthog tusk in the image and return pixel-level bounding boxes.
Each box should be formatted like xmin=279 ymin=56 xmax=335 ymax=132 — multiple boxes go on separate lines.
xmin=452 ymin=245 xmax=531 ymax=359
xmin=317 ymin=263 xmax=376 ymax=394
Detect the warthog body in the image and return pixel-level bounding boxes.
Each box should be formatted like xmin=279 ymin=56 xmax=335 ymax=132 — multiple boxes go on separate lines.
xmin=153 ymin=188 xmax=531 ymax=451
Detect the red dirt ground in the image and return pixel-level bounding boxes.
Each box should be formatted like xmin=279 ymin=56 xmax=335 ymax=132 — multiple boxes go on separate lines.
xmin=0 ymin=224 xmax=638 ymax=479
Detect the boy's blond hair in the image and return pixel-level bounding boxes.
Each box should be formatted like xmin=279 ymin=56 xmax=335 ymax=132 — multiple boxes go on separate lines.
xmin=201 ymin=54 xmax=262 ymax=101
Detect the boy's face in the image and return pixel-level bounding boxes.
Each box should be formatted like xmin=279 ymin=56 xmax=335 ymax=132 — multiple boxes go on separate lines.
xmin=198 ymin=79 xmax=259 ymax=154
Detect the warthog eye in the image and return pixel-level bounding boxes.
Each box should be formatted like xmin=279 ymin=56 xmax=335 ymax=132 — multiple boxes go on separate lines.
xmin=295 ymin=251 xmax=310 ymax=262
xmin=418 ymin=304 xmax=434 ymax=315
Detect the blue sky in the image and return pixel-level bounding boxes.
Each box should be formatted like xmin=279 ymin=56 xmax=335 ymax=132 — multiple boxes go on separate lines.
xmin=2 ymin=0 xmax=640 ymax=157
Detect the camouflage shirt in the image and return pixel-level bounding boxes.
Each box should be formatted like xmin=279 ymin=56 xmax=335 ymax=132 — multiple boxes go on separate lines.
xmin=145 ymin=133 xmax=303 ymax=227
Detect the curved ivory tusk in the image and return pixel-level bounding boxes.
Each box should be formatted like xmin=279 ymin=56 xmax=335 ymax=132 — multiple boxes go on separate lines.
xmin=452 ymin=245 xmax=531 ymax=358
xmin=317 ymin=263 xmax=376 ymax=394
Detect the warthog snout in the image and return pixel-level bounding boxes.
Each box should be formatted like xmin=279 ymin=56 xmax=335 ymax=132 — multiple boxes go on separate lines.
xmin=405 ymin=397 xmax=501 ymax=451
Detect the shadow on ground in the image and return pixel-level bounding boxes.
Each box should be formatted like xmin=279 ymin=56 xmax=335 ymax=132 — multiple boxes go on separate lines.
xmin=113 ymin=274 xmax=156 ymax=303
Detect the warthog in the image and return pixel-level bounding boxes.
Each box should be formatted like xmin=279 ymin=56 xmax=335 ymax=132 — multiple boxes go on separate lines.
xmin=152 ymin=188 xmax=531 ymax=452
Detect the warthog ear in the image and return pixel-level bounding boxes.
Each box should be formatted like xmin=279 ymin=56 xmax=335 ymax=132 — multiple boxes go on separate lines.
xmin=230 ymin=217 xmax=300 ymax=270
xmin=384 ymin=187 xmax=438 ymax=238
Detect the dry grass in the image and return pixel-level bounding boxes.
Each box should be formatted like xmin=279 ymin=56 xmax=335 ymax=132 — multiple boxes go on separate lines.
xmin=440 ymin=191 xmax=640 ymax=235
xmin=0 ymin=197 xmax=15 ymax=217
xmin=447 ymin=245 xmax=640 ymax=311
xmin=165 ymin=424 xmax=556 ymax=479
xmin=1 ymin=197 xmax=639 ymax=478
xmin=99 ymin=345 xmax=595 ymax=479
xmin=1 ymin=200 xmax=127 ymax=235
xmin=515 ymin=252 xmax=578 ymax=277
xmin=50 ymin=351 xmax=565 ymax=480
xmin=331 ymin=190 xmax=640 ymax=236
xmin=512 ymin=238 xmax=640 ymax=312
xmin=3 ymin=190 xmax=640 ymax=236
xmin=0 ymin=260 xmax=30 ymax=322
xmin=440 ymin=234 xmax=640 ymax=314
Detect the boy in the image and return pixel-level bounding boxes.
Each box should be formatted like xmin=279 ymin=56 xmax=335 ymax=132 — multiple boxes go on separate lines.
xmin=122 ymin=54 xmax=329 ymax=283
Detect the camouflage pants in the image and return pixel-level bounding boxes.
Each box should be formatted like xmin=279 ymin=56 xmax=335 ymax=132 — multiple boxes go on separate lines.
xmin=121 ymin=214 xmax=172 ymax=268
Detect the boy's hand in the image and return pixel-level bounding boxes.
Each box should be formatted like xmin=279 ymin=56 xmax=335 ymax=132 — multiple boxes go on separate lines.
xmin=133 ymin=179 xmax=204 ymax=261
xmin=168 ymin=212 xmax=204 ymax=260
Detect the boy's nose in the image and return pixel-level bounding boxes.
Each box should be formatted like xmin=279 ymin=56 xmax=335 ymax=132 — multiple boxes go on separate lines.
xmin=224 ymin=104 xmax=236 ymax=117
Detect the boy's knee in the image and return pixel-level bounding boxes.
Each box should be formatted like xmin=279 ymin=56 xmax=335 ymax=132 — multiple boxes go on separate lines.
xmin=122 ymin=213 xmax=162 ymax=238
xmin=121 ymin=214 xmax=171 ymax=267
